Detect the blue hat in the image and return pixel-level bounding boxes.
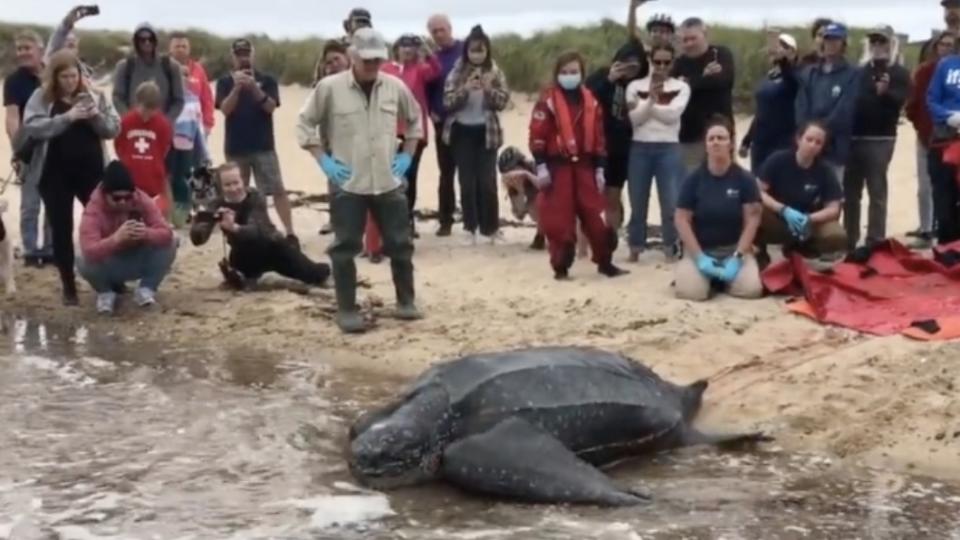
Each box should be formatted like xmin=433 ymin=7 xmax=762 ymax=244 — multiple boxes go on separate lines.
xmin=822 ymin=23 xmax=847 ymax=39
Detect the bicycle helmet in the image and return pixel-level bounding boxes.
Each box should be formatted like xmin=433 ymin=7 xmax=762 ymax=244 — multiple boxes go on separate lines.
xmin=645 ymin=13 xmax=675 ymax=32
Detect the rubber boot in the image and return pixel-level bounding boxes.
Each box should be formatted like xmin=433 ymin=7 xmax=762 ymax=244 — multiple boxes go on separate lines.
xmin=391 ymin=260 xmax=423 ymax=320
xmin=332 ymin=260 xmax=367 ymax=333
xmin=553 ymin=243 xmax=576 ymax=280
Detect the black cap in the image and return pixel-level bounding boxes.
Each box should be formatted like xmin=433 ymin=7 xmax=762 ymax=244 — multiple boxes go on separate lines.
xmin=943 ymin=0 xmax=960 ymax=7
xmin=232 ymin=38 xmax=253 ymax=54
xmin=102 ymin=161 xmax=135 ymax=193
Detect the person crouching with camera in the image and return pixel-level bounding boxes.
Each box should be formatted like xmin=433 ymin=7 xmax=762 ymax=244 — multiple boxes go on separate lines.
xmin=189 ymin=161 xmax=331 ymax=290
xmin=77 ymin=160 xmax=178 ymax=314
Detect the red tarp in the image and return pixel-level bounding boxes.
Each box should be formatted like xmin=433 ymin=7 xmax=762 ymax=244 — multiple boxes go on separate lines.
xmin=760 ymin=239 xmax=960 ymax=340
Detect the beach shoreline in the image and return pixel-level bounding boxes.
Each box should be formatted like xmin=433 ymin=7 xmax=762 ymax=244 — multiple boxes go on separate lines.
xmin=2 ymin=86 xmax=959 ymax=482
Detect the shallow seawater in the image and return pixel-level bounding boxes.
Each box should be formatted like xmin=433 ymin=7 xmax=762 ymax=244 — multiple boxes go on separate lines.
xmin=2 ymin=316 xmax=960 ymax=540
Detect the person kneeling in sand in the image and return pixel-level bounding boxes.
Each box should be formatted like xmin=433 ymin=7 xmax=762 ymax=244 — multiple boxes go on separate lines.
xmin=754 ymin=121 xmax=847 ymax=269
xmin=674 ymin=116 xmax=763 ymax=301
xmin=77 ymin=160 xmax=178 ymax=314
xmin=190 ymin=162 xmax=331 ymax=290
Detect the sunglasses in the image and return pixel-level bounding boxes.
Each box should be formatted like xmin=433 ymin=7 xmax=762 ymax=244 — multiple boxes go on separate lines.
xmin=869 ymin=36 xmax=889 ymax=45
xmin=651 ymin=59 xmax=672 ymax=66
xmin=136 ymin=35 xmax=155 ymax=43
xmin=109 ymin=193 xmax=133 ymax=202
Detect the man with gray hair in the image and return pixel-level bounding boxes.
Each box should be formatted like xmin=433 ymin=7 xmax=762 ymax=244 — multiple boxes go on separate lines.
xmin=296 ymin=27 xmax=424 ymax=334
xmin=4 ymin=29 xmax=53 ymax=267
xmin=671 ymin=17 xmax=735 ymax=172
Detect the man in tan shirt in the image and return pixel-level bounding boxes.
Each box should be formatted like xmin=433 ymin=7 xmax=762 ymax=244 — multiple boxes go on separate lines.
xmin=297 ymin=27 xmax=424 ymax=334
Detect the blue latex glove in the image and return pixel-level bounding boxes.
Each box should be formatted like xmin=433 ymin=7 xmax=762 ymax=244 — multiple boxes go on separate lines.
xmin=780 ymin=206 xmax=810 ymax=238
xmin=319 ymin=154 xmax=352 ymax=185
xmin=717 ymin=254 xmax=744 ymax=283
xmin=392 ymin=152 xmax=413 ymax=179
xmin=695 ymin=253 xmax=725 ymax=280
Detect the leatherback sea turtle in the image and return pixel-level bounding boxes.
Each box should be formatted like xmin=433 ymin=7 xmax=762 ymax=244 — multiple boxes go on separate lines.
xmin=347 ymin=346 xmax=772 ymax=506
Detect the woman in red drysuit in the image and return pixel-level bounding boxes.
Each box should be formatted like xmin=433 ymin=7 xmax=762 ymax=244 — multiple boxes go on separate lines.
xmin=528 ymin=51 xmax=628 ymax=280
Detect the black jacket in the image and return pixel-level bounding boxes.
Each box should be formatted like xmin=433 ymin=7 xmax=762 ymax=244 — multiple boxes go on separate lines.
xmin=671 ymin=45 xmax=735 ymax=143
xmin=585 ymin=40 xmax=648 ymax=157
xmin=851 ymin=60 xmax=910 ymax=138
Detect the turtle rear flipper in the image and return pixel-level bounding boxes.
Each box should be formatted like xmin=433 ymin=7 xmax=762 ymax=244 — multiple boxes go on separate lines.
xmin=680 ymin=428 xmax=775 ymax=450
xmin=442 ymin=417 xmax=651 ymax=507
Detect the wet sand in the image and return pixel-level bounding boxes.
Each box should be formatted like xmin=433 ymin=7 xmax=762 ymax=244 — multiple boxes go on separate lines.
xmin=1 ymin=84 xmax=959 ymax=483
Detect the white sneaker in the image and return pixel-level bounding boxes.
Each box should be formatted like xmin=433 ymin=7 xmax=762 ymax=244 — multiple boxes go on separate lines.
xmin=462 ymin=232 xmax=478 ymax=246
xmin=134 ymin=287 xmax=157 ymax=307
xmin=96 ymin=292 xmax=117 ymax=314
xmin=487 ymin=230 xmax=505 ymax=245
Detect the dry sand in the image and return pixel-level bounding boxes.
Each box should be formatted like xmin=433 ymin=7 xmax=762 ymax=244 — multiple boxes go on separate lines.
xmin=2 ymin=84 xmax=959 ymax=480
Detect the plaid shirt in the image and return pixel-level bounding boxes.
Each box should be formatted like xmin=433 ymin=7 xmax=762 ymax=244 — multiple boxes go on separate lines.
xmin=441 ymin=59 xmax=510 ymax=150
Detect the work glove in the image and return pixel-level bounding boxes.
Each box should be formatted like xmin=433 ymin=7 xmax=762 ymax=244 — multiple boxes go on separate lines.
xmin=717 ymin=254 xmax=744 ymax=283
xmin=595 ymin=168 xmax=606 ymax=191
xmin=318 ymin=154 xmax=352 ymax=185
xmin=695 ymin=253 xmax=725 ymax=280
xmin=780 ymin=206 xmax=810 ymax=238
xmin=948 ymin=112 xmax=960 ymax=129
xmin=534 ymin=163 xmax=552 ymax=189
xmin=391 ymin=152 xmax=413 ymax=179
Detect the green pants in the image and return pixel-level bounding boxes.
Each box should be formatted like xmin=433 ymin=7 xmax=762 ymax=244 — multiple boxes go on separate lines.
xmin=757 ymin=209 xmax=848 ymax=255
xmin=327 ymin=187 xmax=415 ymax=311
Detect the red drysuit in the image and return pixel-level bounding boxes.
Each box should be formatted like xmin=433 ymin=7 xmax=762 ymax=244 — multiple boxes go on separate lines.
xmin=529 ymin=85 xmax=611 ymax=272
xmin=114 ymin=111 xmax=173 ymax=214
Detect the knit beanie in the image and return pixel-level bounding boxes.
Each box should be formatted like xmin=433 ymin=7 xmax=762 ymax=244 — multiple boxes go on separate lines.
xmin=102 ymin=160 xmax=136 ymax=193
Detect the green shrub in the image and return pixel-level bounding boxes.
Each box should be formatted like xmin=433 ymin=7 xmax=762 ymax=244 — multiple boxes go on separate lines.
xmin=0 ymin=19 xmax=924 ymax=113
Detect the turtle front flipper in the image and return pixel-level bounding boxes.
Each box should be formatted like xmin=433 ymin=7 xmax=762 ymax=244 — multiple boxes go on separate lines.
xmin=441 ymin=417 xmax=650 ymax=506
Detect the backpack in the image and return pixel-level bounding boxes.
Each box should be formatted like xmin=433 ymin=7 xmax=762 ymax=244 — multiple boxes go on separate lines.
xmin=122 ymin=53 xmax=176 ymax=110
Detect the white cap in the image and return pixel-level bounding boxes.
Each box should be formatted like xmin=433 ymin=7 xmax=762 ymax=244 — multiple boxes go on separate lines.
xmin=351 ymin=27 xmax=389 ymax=60
xmin=779 ymin=33 xmax=798 ymax=50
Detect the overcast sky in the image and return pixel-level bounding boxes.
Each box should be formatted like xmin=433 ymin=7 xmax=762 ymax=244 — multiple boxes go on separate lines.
xmin=5 ymin=1 xmax=945 ymax=43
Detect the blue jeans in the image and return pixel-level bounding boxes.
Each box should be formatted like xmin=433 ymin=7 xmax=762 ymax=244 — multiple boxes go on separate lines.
xmin=626 ymin=141 xmax=682 ymax=249
xmin=77 ymin=239 xmax=178 ymax=293
xmin=20 ymin=179 xmax=53 ymax=258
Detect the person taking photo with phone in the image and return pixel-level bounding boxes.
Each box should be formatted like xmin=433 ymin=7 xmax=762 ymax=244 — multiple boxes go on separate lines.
xmin=78 ymin=160 xmax=177 ymax=314
xmin=843 ymin=24 xmax=909 ymax=251
xmin=18 ymin=49 xmax=120 ymax=305
xmin=44 ymin=5 xmax=98 ymax=81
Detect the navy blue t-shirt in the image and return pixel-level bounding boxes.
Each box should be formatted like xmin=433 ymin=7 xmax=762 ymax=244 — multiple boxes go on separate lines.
xmin=677 ymin=164 xmax=762 ymax=250
xmin=215 ymin=70 xmax=280 ymax=156
xmin=3 ymin=66 xmax=41 ymax=122
xmin=758 ymin=149 xmax=843 ymax=214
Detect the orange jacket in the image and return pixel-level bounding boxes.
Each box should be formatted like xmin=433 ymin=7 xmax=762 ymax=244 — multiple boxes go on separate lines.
xmin=529 ymin=85 xmax=606 ymax=165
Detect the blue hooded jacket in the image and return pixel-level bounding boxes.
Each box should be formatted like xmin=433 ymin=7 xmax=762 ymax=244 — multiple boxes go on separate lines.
xmin=793 ymin=59 xmax=862 ymax=164
xmin=927 ymin=54 xmax=960 ymax=128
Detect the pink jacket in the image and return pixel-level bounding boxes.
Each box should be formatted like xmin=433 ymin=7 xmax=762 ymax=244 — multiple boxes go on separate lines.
xmin=381 ymin=56 xmax=441 ymax=141
xmin=79 ymin=185 xmax=174 ymax=263
xmin=184 ymin=59 xmax=215 ymax=132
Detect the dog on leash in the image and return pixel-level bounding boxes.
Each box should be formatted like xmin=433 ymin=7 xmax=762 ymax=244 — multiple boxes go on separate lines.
xmin=0 ymin=199 xmax=16 ymax=294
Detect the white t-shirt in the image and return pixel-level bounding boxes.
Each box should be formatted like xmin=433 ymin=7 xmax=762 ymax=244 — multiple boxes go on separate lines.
xmin=624 ymin=76 xmax=691 ymax=143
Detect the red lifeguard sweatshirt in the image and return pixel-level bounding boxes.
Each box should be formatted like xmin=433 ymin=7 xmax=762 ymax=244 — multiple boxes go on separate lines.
xmin=114 ymin=111 xmax=173 ymax=199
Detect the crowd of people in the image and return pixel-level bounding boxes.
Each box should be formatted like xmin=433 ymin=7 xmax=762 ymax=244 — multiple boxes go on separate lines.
xmin=4 ymin=1 xmax=960 ymax=333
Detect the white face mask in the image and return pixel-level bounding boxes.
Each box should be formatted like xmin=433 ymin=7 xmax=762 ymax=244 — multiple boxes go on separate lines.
xmin=558 ymin=73 xmax=581 ymax=90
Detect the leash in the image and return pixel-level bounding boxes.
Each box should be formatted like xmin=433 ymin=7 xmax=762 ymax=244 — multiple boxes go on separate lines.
xmin=0 ymin=169 xmax=13 ymax=196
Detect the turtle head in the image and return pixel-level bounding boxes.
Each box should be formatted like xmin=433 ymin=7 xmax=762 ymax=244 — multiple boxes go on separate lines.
xmin=348 ymin=384 xmax=452 ymax=489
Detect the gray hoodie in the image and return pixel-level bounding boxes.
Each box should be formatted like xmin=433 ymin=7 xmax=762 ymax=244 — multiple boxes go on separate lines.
xmin=111 ymin=22 xmax=185 ymax=122
xmin=17 ymin=87 xmax=120 ymax=188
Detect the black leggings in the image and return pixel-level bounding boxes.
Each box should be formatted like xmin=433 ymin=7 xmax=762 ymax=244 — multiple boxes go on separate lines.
xmin=229 ymin=236 xmax=330 ymax=285
xmin=39 ymin=173 xmax=98 ymax=282
xmin=451 ymin=123 xmax=499 ymax=235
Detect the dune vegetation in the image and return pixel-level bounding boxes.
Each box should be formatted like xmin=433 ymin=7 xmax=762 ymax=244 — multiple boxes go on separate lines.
xmin=0 ymin=18 xmax=923 ymax=112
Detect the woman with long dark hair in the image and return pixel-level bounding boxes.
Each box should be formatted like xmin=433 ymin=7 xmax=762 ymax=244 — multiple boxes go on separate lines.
xmin=21 ymin=49 xmax=120 ymax=304
xmin=674 ymin=115 xmax=762 ymax=301
xmin=529 ymin=51 xmax=627 ymax=280
xmin=442 ymin=25 xmax=509 ymax=245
